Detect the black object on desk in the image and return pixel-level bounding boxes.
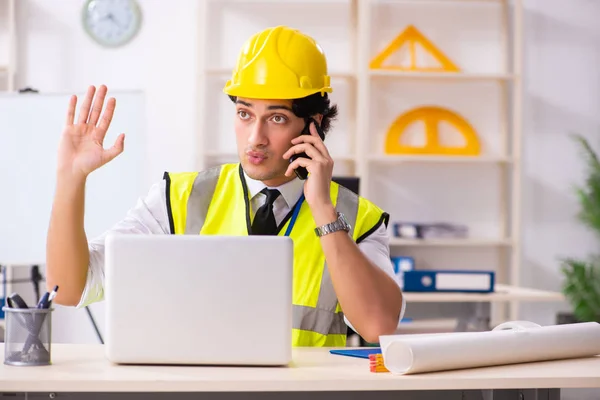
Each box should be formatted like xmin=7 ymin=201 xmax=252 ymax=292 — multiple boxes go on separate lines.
xmin=18 ymin=87 xmax=39 ymax=94
xmin=30 ymin=265 xmax=43 ymax=303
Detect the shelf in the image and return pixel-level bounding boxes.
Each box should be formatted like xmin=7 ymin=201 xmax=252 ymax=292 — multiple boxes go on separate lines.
xmin=394 ymin=318 xmax=459 ymax=334
xmin=204 ymin=68 xmax=355 ymax=81
xmin=206 ymin=68 xmax=512 ymax=82
xmin=208 ymin=0 xmax=351 ymax=3
xmin=403 ymin=284 xmax=565 ymax=303
xmin=209 ymin=0 xmax=505 ymax=4
xmin=373 ymin=0 xmax=506 ymax=4
xmin=368 ymin=154 xmax=512 ymax=164
xmin=389 ymin=238 xmax=513 ymax=247
xmin=369 ymin=70 xmax=514 ymax=81
xmin=332 ymin=156 xmax=356 ymax=163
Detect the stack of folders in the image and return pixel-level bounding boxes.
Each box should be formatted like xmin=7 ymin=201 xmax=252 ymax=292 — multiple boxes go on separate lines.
xmin=329 ymin=348 xmax=390 ymax=373
xmin=369 ymin=353 xmax=389 ymax=373
xmin=403 ymin=269 xmax=495 ymax=293
xmin=393 ymin=222 xmax=468 ymax=239
xmin=390 ymin=256 xmax=414 ymax=289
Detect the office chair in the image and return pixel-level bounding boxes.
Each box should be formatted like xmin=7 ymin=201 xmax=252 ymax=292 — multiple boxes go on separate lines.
xmin=332 ymin=176 xmax=360 ymax=196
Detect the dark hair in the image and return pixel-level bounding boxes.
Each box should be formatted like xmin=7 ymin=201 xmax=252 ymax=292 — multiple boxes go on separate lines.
xmin=228 ymin=92 xmax=339 ymax=137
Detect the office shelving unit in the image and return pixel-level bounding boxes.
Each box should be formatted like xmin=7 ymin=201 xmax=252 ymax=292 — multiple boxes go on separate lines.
xmin=196 ymin=0 xmax=526 ymax=322
xmin=0 ymin=0 xmax=16 ymax=92
xmin=357 ymin=0 xmax=523 ymax=322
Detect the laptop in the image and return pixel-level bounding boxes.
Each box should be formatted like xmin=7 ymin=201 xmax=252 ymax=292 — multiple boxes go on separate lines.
xmin=103 ymin=233 xmax=293 ymax=366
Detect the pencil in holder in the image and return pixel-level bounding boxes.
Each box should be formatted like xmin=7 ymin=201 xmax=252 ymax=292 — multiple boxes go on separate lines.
xmin=2 ymin=306 xmax=53 ymax=366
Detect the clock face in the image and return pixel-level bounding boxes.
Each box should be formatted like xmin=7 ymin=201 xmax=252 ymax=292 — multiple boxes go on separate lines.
xmin=82 ymin=0 xmax=142 ymax=47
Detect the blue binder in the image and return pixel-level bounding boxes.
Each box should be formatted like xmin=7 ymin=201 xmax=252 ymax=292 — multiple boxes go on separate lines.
xmin=403 ymin=269 xmax=495 ymax=293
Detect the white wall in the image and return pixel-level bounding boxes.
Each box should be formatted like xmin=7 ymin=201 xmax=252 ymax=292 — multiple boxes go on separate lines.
xmin=11 ymin=0 xmax=201 ymax=343
xmin=5 ymin=0 xmax=600 ymax=344
xmin=15 ymin=0 xmax=201 ymax=184
xmin=519 ymin=0 xmax=600 ymax=324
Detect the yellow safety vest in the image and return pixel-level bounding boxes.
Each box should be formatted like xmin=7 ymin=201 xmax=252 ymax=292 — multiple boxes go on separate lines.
xmin=163 ymin=163 xmax=389 ymax=347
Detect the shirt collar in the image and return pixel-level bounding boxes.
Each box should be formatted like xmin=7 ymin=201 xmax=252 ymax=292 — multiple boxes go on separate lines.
xmin=243 ymin=170 xmax=305 ymax=209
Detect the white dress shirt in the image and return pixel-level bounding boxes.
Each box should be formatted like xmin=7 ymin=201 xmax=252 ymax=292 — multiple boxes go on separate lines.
xmin=79 ymin=171 xmax=406 ymax=333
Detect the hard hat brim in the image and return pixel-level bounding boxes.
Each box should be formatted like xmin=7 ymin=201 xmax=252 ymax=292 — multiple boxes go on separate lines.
xmin=223 ymin=82 xmax=332 ymax=100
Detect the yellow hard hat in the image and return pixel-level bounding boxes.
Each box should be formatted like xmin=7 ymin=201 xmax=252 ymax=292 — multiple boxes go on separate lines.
xmin=223 ymin=26 xmax=332 ymax=100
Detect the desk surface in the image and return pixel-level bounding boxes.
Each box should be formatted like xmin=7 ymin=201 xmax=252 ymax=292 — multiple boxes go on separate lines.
xmin=403 ymin=284 xmax=565 ymax=303
xmin=0 ymin=344 xmax=598 ymax=393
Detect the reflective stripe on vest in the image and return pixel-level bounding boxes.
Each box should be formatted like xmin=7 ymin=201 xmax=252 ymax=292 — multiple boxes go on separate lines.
xmin=294 ymin=185 xmax=358 ymax=335
xmin=180 ymin=168 xmax=358 ymax=337
xmin=184 ymin=166 xmax=222 ymax=234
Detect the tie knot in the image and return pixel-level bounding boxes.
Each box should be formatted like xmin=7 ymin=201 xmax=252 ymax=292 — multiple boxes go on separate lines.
xmin=261 ymin=188 xmax=280 ymax=206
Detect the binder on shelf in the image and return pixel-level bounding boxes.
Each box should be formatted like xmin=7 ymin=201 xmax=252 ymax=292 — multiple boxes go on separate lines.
xmin=390 ymin=256 xmax=414 ymax=289
xmin=403 ymin=269 xmax=495 ymax=293
xmin=0 ymin=266 xmax=6 ymax=319
xmin=393 ymin=222 xmax=468 ymax=239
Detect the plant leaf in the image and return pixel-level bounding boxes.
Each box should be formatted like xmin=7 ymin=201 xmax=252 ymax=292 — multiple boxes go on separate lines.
xmin=570 ymin=134 xmax=600 ymax=239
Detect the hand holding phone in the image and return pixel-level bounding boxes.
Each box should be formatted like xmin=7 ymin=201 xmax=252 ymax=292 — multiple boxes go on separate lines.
xmin=289 ymin=117 xmax=325 ymax=180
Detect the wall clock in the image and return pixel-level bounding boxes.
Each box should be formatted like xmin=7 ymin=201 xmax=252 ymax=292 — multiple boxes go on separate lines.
xmin=82 ymin=0 xmax=142 ymax=48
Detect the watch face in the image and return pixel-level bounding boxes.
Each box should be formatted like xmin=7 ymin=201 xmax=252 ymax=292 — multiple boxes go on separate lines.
xmin=82 ymin=0 xmax=142 ymax=47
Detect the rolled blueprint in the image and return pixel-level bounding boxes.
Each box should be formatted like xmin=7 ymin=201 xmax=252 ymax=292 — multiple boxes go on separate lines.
xmin=379 ymin=321 xmax=600 ymax=375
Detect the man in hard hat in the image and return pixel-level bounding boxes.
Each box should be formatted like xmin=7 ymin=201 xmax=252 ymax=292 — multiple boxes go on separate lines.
xmin=46 ymin=26 xmax=404 ymax=346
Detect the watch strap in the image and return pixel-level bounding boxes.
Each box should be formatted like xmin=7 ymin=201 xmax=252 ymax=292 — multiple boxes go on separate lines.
xmin=314 ymin=212 xmax=351 ymax=237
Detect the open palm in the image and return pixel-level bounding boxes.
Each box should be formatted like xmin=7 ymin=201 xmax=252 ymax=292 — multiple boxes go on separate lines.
xmin=58 ymin=85 xmax=125 ymax=179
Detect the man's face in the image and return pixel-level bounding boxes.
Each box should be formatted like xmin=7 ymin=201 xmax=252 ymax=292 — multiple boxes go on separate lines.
xmin=234 ymin=97 xmax=305 ymax=186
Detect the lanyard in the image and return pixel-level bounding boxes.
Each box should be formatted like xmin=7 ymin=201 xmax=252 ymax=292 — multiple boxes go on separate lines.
xmin=284 ymin=194 xmax=304 ymax=237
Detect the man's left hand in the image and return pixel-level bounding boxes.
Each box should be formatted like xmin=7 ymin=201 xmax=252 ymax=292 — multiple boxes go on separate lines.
xmin=283 ymin=120 xmax=334 ymax=214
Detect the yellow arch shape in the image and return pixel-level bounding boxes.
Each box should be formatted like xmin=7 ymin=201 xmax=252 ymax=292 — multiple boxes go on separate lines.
xmin=384 ymin=106 xmax=481 ymax=156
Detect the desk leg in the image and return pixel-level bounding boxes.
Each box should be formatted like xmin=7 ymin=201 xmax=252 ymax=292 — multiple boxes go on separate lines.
xmin=472 ymin=302 xmax=491 ymax=331
xmin=519 ymin=389 xmax=561 ymax=400
xmin=462 ymin=389 xmax=561 ymax=400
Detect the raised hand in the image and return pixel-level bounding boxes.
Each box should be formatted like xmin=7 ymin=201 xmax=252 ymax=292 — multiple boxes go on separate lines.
xmin=57 ymin=85 xmax=125 ymax=180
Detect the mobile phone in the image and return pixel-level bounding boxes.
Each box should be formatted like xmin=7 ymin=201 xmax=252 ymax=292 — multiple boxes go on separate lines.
xmin=290 ymin=118 xmax=325 ymax=180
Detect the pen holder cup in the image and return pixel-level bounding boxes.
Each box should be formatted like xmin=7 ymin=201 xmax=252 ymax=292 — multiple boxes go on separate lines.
xmin=2 ymin=306 xmax=53 ymax=366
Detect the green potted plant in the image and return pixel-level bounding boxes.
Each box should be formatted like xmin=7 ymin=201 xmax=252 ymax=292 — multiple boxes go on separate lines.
xmin=558 ymin=134 xmax=600 ymax=324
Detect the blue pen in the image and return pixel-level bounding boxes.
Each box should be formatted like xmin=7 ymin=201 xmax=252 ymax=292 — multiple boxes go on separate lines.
xmin=36 ymin=292 xmax=49 ymax=309
xmin=38 ymin=285 xmax=58 ymax=309
xmin=46 ymin=286 xmax=59 ymax=308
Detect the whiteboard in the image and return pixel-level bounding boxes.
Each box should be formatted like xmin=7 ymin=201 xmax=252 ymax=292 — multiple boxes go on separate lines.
xmin=0 ymin=90 xmax=147 ymax=264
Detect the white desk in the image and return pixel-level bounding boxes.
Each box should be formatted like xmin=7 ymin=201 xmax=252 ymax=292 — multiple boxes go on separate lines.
xmin=402 ymin=284 xmax=565 ymax=332
xmin=0 ymin=344 xmax=598 ymax=399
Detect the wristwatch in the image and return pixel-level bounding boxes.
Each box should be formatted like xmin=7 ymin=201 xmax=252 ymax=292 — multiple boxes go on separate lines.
xmin=315 ymin=212 xmax=351 ymax=237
